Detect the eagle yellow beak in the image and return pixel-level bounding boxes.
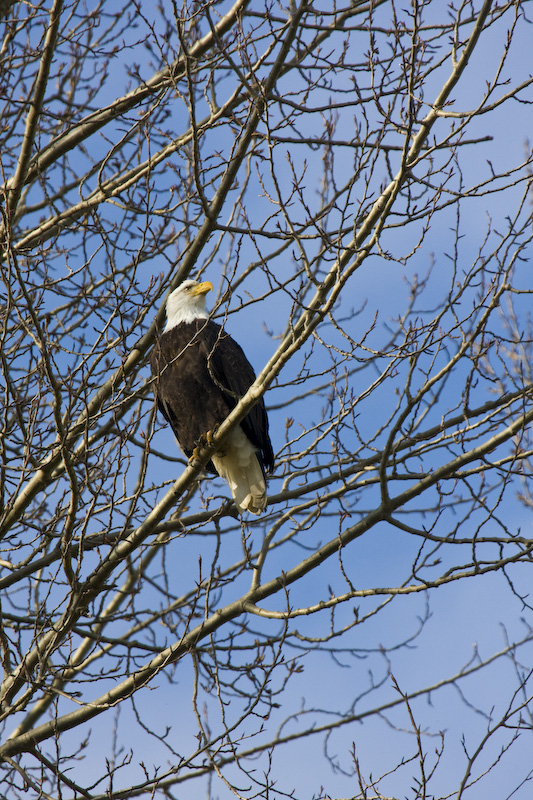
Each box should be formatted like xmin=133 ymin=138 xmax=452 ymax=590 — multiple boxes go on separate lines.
xmin=191 ymin=281 xmax=213 ymax=296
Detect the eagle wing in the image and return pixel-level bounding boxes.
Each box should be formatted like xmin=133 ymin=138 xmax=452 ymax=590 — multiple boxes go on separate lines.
xmin=202 ymin=324 xmax=274 ymax=473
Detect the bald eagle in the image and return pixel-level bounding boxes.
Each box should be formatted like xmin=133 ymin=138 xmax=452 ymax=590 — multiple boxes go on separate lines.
xmin=151 ymin=280 xmax=274 ymax=514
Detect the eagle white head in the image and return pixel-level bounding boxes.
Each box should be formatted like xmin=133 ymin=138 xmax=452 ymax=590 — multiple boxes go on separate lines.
xmin=164 ymin=280 xmax=213 ymax=331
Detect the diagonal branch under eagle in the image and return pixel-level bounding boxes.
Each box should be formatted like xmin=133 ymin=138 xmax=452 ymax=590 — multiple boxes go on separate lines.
xmin=151 ymin=280 xmax=274 ymax=514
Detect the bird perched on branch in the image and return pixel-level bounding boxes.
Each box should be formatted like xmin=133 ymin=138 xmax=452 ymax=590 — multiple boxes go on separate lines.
xmin=151 ymin=280 xmax=274 ymax=514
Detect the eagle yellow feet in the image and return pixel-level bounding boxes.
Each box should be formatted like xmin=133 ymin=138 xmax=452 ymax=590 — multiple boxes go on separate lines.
xmin=204 ymin=427 xmax=217 ymax=448
xmin=190 ymin=427 xmax=224 ymax=466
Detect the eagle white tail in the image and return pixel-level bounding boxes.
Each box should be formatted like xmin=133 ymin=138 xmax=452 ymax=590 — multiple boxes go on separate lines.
xmin=211 ymin=427 xmax=267 ymax=515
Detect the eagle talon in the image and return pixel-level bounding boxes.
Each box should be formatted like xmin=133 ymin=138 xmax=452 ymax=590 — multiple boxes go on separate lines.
xmin=189 ymin=445 xmax=204 ymax=467
xmin=198 ymin=428 xmax=225 ymax=458
xmin=205 ymin=428 xmax=217 ymax=447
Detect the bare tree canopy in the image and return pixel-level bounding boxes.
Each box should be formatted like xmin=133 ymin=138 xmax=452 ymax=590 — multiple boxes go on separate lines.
xmin=1 ymin=1 xmax=533 ymax=797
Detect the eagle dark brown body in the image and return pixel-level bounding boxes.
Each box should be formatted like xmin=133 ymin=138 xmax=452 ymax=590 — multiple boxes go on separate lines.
xmin=151 ymin=319 xmax=274 ymax=476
